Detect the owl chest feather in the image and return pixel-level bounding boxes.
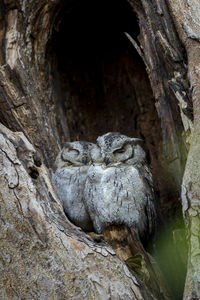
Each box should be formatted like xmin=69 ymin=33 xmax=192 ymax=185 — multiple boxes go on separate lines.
xmin=54 ymin=166 xmax=87 ymax=198
xmin=84 ymin=164 xmax=154 ymax=235
xmin=52 ymin=166 xmax=91 ymax=228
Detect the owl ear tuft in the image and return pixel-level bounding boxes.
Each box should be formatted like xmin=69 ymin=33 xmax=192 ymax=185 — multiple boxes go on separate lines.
xmin=129 ymin=138 xmax=143 ymax=145
xmin=96 ymin=136 xmax=100 ymax=144
xmin=60 ymin=144 xmax=71 ymax=162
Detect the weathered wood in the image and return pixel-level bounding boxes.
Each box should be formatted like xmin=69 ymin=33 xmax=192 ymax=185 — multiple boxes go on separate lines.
xmin=0 ymin=123 xmax=154 ymax=299
xmin=103 ymin=225 xmax=170 ymax=300
xmin=166 ymin=1 xmax=200 ymax=298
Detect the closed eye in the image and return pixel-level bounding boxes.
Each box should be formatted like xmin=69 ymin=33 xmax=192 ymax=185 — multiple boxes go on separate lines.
xmin=69 ymin=149 xmax=79 ymax=155
xmin=61 ymin=149 xmax=79 ymax=162
xmin=113 ymin=148 xmax=126 ymax=154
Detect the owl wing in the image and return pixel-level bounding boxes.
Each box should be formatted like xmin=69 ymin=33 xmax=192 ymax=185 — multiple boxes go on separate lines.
xmin=136 ymin=164 xmax=157 ymax=236
xmin=84 ymin=165 xmax=106 ymax=233
xmin=52 ymin=166 xmax=93 ymax=231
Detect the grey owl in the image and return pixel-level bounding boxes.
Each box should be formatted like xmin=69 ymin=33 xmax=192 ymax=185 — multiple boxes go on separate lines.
xmin=84 ymin=132 xmax=156 ymax=240
xmin=52 ymin=141 xmax=102 ymax=231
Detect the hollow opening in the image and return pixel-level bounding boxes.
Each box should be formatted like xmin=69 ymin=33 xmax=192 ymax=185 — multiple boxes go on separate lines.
xmin=48 ymin=0 xmax=165 ymax=199
xmin=47 ymin=0 xmax=186 ymax=298
xmin=49 ymin=0 xmax=155 ymax=142
xmin=48 ymin=0 xmax=171 ymax=213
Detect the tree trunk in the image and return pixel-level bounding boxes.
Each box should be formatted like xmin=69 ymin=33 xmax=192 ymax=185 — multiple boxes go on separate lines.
xmin=167 ymin=1 xmax=200 ymax=298
xmin=0 ymin=122 xmax=154 ymax=299
xmin=0 ymin=0 xmax=199 ymax=299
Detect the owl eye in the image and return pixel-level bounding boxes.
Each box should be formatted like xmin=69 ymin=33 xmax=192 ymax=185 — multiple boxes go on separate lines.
xmin=69 ymin=149 xmax=79 ymax=155
xmin=61 ymin=149 xmax=80 ymax=162
xmin=114 ymin=147 xmax=126 ymax=154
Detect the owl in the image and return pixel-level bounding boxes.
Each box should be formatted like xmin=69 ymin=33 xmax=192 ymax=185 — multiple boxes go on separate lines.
xmin=84 ymin=132 xmax=156 ymax=241
xmin=52 ymin=141 xmax=102 ymax=231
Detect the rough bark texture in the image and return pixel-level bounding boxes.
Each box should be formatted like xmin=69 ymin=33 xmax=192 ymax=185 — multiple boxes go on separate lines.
xmin=166 ymin=1 xmax=200 ymax=299
xmin=0 ymin=0 xmax=199 ymax=299
xmin=0 ymin=123 xmax=154 ymax=299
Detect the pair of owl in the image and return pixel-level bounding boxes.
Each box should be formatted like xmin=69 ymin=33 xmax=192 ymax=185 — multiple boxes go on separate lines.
xmin=52 ymin=132 xmax=156 ymax=240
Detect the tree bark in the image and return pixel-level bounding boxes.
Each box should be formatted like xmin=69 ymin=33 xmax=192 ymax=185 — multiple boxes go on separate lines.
xmin=166 ymin=1 xmax=200 ymax=298
xmin=0 ymin=0 xmax=199 ymax=299
xmin=0 ymin=122 xmax=154 ymax=299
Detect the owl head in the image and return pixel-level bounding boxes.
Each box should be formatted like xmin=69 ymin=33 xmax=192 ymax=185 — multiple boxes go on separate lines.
xmin=97 ymin=132 xmax=144 ymax=165
xmin=54 ymin=141 xmax=102 ymax=169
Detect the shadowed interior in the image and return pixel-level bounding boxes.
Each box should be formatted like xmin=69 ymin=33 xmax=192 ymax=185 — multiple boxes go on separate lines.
xmin=47 ymin=1 xmax=186 ymax=298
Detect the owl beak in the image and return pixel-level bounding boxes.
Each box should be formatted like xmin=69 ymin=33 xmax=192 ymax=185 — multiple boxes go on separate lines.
xmin=82 ymin=156 xmax=88 ymax=165
xmin=105 ymin=157 xmax=110 ymax=165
